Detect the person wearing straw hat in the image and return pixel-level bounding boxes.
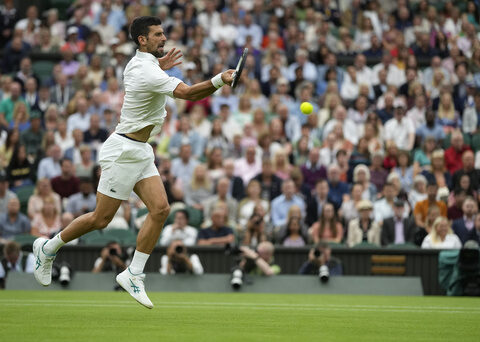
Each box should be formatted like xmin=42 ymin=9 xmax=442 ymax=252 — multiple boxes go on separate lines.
xmin=347 ymin=199 xmax=381 ymax=247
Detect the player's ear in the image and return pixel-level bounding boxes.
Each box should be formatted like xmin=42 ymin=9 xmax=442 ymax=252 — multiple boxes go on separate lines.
xmin=138 ymin=34 xmax=147 ymax=46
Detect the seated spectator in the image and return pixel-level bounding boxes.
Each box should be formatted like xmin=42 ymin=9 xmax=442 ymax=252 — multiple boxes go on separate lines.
xmin=253 ymin=157 xmax=282 ymax=201
xmin=242 ymin=208 xmax=268 ymax=248
xmin=0 ymin=170 xmax=17 ymax=214
xmin=298 ymin=242 xmax=343 ymax=276
xmin=197 ymin=208 xmax=235 ymax=246
xmin=327 ymin=164 xmax=349 ymax=210
xmin=415 ymin=109 xmax=445 ymax=145
xmin=160 ymin=240 xmax=203 ymax=275
xmin=205 ymin=147 xmax=225 ymax=183
xmin=6 ymin=144 xmax=34 ymax=189
xmin=300 ymin=147 xmax=327 ymax=191
xmin=237 ymin=180 xmax=269 ymax=228
xmin=65 ymin=177 xmax=96 ymax=217
xmin=468 ymin=215 xmax=480 ymax=243
xmin=422 ymin=149 xmax=452 ymax=190
xmin=234 ymin=145 xmax=262 ymax=186
xmin=381 ymin=199 xmax=417 ymax=246
xmin=223 ymin=158 xmax=244 ymax=201
xmin=452 ymin=150 xmax=480 ymax=191
xmin=340 ymin=183 xmax=363 ymax=224
xmin=270 ymin=179 xmax=306 ymax=228
xmin=421 ymin=217 xmax=462 ymax=249
xmin=408 ymin=175 xmax=428 ymax=209
xmin=92 ymin=242 xmax=127 ymax=273
xmin=51 ymin=158 xmax=80 ymax=199
xmin=171 ymin=143 xmax=199 ymax=192
xmin=159 ymin=209 xmax=198 ymax=247
xmin=67 ymin=97 xmax=90 ymax=134
xmin=168 ymin=116 xmax=204 ymax=158
xmin=0 ymin=198 xmax=31 ymax=242
xmin=384 ymin=102 xmax=415 ymax=151
xmin=448 ymin=188 xmax=467 ymax=221
xmin=83 ymin=114 xmax=108 ymax=157
xmin=452 ymin=197 xmax=478 ymax=245
xmin=373 ymin=182 xmax=397 ymax=224
xmin=27 ymin=178 xmax=61 ymax=219
xmin=353 ymin=164 xmax=377 ymax=202
xmin=306 ymin=179 xmax=331 ymax=226
xmin=413 ymin=136 xmax=437 ymax=173
xmin=37 ymin=144 xmax=62 ymax=179
xmin=309 ymin=202 xmax=344 ymax=244
xmin=74 ymin=144 xmax=94 ymax=178
xmin=444 ymin=130 xmax=471 ymax=175
xmin=184 ymin=164 xmax=213 ymax=211
xmin=280 ymin=216 xmax=307 ymax=247
xmin=54 ymin=118 xmax=74 ymax=154
xmin=369 ymin=151 xmax=388 ymax=194
xmin=414 ymin=181 xmax=447 ymax=229
xmin=0 ymin=241 xmax=35 ymax=289
xmin=239 ymin=242 xmax=280 ymax=276
xmin=203 ymin=177 xmax=238 ymax=226
xmin=347 ymin=200 xmax=381 ymax=247
xmin=30 ymin=195 xmax=61 ymax=238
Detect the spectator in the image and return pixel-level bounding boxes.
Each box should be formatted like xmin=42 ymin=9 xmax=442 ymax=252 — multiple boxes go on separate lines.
xmin=270 ymin=179 xmax=305 ymax=228
xmin=392 ymin=150 xmax=414 ymax=193
xmin=340 ymin=183 xmax=363 ymax=224
xmin=469 ymin=215 xmax=480 ymax=243
xmin=414 ymin=181 xmax=448 ymax=229
xmin=65 ymin=177 xmax=96 ymax=218
xmin=51 ymin=158 xmax=80 ymax=199
xmin=0 ymin=128 xmax=19 ymax=168
xmin=67 ymin=97 xmax=91 ymax=134
xmin=242 ymin=207 xmax=268 ymax=248
xmin=0 ymin=81 xmax=27 ymax=127
xmin=374 ymin=182 xmax=401 ymax=223
xmin=381 ymin=199 xmax=417 ymax=246
xmin=184 ymin=164 xmax=213 ymax=211
xmin=280 ymin=216 xmax=307 ymax=247
xmin=1 ymin=36 xmax=31 ymax=74
xmin=448 ymin=188 xmax=467 ymax=221
xmin=27 ymin=177 xmax=61 ymax=219
xmin=300 ymin=147 xmax=327 ymax=191
xmin=347 ymin=200 xmax=381 ymax=247
xmin=83 ymin=114 xmax=108 ymax=155
xmin=159 ymin=209 xmax=198 ymax=247
xmin=253 ymin=157 xmax=282 ymax=202
xmin=6 ymin=144 xmax=34 ymax=189
xmin=452 ymin=150 xmax=480 ymax=191
xmin=223 ymin=159 xmax=245 ymax=202
xmin=298 ymin=242 xmax=343 ymax=276
xmin=234 ymin=145 xmax=262 ymax=186
xmin=0 ymin=197 xmax=30 ymax=241
xmin=203 ymin=177 xmax=238 ymax=225
xmin=0 ymin=170 xmax=17 ymax=214
xmin=170 ymin=143 xmax=198 ymax=192
xmin=160 ymin=240 xmax=203 ymax=275
xmin=0 ymin=241 xmax=34 ymax=289
xmin=369 ymin=151 xmax=388 ymax=193
xmin=421 ymin=217 xmax=462 ymax=249
xmin=74 ymin=145 xmax=94 ymax=178
xmin=239 ymin=242 xmax=280 ymax=276
xmin=92 ymin=241 xmax=127 ymax=273
xmin=169 ymin=116 xmax=204 ymax=158
xmin=326 ymin=164 xmax=349 ymax=210
xmin=384 ymin=101 xmax=415 ymax=151
xmin=445 ymin=130 xmax=471 ymax=175
xmin=309 ymin=202 xmax=344 ymax=244
xmin=422 ymin=149 xmax=452 ymax=190
xmin=353 ymin=164 xmax=377 ymax=202
xmin=197 ymin=208 xmax=235 ymax=246
xmin=37 ymin=144 xmax=62 ymax=179
xmin=64 ymin=129 xmax=85 ymax=164
xmin=452 ymin=197 xmax=478 ymax=245
xmin=409 ymin=175 xmax=428 ymax=209
xmin=237 ymin=179 xmax=269 ymax=229
xmin=30 ymin=195 xmax=61 ymax=238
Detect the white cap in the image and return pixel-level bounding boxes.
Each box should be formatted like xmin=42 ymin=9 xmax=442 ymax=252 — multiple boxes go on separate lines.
xmin=67 ymin=26 xmax=79 ymax=35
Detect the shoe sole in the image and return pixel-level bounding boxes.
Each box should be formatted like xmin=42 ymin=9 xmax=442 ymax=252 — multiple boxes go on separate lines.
xmin=115 ymin=274 xmax=154 ymax=309
xmin=33 ymin=239 xmax=50 ymax=287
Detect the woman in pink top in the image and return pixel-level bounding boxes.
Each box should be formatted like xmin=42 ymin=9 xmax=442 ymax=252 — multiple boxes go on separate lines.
xmin=31 ymin=195 xmax=62 ymax=238
xmin=27 ymin=178 xmax=62 ymax=219
xmin=309 ymin=202 xmax=344 ymax=243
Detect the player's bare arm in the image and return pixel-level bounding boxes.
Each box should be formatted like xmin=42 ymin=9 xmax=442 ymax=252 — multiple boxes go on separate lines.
xmin=173 ymin=70 xmax=235 ymax=101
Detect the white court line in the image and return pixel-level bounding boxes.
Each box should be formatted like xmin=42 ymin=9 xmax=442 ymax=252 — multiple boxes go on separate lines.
xmin=1 ymin=300 xmax=480 ymax=314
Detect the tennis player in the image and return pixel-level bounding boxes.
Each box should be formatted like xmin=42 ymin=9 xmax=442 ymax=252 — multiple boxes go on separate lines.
xmin=33 ymin=16 xmax=235 ymax=309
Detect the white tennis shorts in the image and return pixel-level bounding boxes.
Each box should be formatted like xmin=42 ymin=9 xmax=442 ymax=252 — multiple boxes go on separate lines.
xmin=97 ymin=133 xmax=159 ymax=200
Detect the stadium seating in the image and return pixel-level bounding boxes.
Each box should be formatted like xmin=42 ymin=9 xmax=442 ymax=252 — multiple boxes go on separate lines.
xmin=14 ymin=185 xmax=35 ymax=216
xmin=32 ymin=61 xmax=55 ymax=85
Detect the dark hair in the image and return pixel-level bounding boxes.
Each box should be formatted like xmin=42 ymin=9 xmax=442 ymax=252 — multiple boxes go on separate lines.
xmin=60 ymin=158 xmax=73 ymax=166
xmin=130 ymin=16 xmax=163 ymax=46
xmin=175 ymin=209 xmax=189 ymax=221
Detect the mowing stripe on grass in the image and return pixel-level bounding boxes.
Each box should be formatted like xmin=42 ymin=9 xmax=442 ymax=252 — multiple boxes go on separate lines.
xmin=2 ymin=299 xmax=480 ymax=314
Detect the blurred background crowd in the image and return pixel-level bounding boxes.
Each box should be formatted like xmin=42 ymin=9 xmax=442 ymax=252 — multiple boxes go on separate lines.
xmin=1 ymin=0 xmax=480 ymax=254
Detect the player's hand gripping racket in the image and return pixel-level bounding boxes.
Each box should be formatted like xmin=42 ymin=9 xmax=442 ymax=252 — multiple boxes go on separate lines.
xmin=231 ymin=48 xmax=248 ymax=88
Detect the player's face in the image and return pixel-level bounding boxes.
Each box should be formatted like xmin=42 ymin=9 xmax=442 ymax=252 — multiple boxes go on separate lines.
xmin=146 ymin=25 xmax=166 ymax=58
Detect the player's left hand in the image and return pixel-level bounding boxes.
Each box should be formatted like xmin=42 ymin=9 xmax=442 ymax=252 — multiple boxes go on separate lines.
xmin=158 ymin=48 xmax=183 ymax=70
xmin=221 ymin=69 xmax=236 ymax=86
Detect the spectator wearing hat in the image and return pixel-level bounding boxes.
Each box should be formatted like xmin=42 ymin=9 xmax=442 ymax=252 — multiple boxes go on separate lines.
xmin=0 ymin=170 xmax=17 ymax=214
xmin=414 ymin=181 xmax=448 ymax=229
xmin=384 ymin=100 xmax=415 ymax=151
xmin=0 ymin=197 xmax=30 ymax=242
xmin=347 ymin=199 xmax=381 ymax=247
xmin=61 ymin=26 xmax=85 ymax=54
xmin=381 ymin=198 xmax=417 ymax=246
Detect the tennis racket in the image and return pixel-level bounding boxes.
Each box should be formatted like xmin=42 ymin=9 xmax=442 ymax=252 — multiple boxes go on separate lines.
xmin=231 ymin=48 xmax=248 ymax=89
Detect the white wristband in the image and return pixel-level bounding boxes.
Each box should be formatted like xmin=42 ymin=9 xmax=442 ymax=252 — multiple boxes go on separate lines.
xmin=211 ymin=73 xmax=225 ymax=89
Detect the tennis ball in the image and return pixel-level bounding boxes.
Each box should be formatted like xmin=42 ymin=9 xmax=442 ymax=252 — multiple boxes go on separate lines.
xmin=300 ymin=102 xmax=313 ymax=115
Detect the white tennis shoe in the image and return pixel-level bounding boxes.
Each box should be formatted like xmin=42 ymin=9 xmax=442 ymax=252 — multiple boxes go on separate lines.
xmin=116 ymin=268 xmax=154 ymax=309
xmin=33 ymin=238 xmax=56 ymax=286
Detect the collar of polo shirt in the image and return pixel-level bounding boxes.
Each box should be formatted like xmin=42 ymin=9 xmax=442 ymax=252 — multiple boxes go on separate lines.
xmin=136 ymin=49 xmax=158 ymax=63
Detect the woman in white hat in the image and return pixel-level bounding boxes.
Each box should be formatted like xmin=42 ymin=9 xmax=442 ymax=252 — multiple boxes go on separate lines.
xmin=346 ymin=199 xmax=381 ymax=247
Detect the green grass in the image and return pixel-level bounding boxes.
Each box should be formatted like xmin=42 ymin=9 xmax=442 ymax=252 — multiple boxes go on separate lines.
xmin=1 ymin=291 xmax=480 ymax=342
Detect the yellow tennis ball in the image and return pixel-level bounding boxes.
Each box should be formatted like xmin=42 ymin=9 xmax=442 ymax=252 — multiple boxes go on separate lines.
xmin=300 ymin=102 xmax=313 ymax=115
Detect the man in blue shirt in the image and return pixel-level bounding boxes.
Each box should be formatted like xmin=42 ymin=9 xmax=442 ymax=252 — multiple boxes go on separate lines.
xmin=416 ymin=109 xmax=446 ymax=145
xmin=327 ymin=165 xmax=349 ymax=210
xmin=197 ymin=208 xmax=235 ymax=246
xmin=270 ymin=179 xmax=306 ymax=228
xmin=0 ymin=197 xmax=30 ymax=243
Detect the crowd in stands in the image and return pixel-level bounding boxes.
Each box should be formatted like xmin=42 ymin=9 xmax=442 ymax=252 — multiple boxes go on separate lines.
xmin=2 ymin=0 xmax=480 ymax=253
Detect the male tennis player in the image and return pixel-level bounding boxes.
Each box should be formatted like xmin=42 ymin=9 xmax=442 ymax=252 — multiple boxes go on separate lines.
xmin=33 ymin=16 xmax=235 ymax=309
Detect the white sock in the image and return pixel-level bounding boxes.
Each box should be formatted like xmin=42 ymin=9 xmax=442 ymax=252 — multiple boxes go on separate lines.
xmin=43 ymin=233 xmax=66 ymax=255
xmin=129 ymin=250 xmax=150 ymax=275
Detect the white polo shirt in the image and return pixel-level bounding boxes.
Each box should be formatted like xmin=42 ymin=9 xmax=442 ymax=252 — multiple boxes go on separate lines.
xmin=116 ymin=50 xmax=183 ymax=137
